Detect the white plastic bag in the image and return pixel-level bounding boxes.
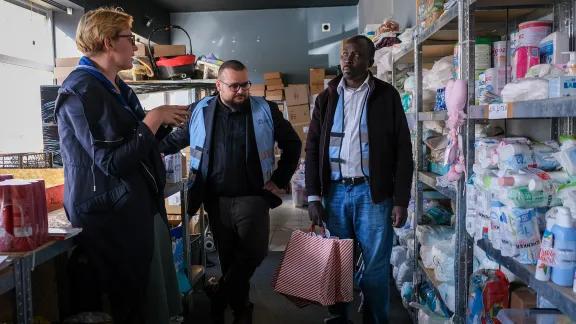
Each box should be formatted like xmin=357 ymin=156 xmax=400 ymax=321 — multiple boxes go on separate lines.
xmin=501 ymin=78 xmax=549 ymax=102
xmin=391 ymin=245 xmax=408 ymax=267
xmin=396 ymin=261 xmax=414 ymax=291
xmin=416 ymin=225 xmax=455 ymax=246
xmin=525 ymin=64 xmax=565 ymax=79
xmin=438 ymin=281 xmax=456 ymax=313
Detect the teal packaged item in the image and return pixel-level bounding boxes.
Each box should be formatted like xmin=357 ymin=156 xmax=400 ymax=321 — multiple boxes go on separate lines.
xmin=424 ymin=205 xmax=453 ymax=225
xmin=419 ymin=283 xmax=450 ymax=317
xmin=429 ymin=162 xmax=450 ymax=176
xmin=506 ymin=187 xmax=562 ymax=208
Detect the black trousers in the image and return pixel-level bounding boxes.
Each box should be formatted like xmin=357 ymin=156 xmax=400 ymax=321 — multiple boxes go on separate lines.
xmin=205 ymin=195 xmax=270 ymax=313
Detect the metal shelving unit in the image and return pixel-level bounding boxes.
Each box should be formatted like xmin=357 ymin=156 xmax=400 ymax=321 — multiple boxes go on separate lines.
xmin=392 ymin=0 xmax=574 ymax=322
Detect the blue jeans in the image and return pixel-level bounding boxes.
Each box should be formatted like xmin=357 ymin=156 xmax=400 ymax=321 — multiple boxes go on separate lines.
xmin=324 ymin=182 xmax=394 ymax=324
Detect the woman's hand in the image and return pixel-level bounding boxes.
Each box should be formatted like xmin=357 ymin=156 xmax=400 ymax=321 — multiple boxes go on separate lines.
xmin=144 ymin=105 xmax=190 ymax=133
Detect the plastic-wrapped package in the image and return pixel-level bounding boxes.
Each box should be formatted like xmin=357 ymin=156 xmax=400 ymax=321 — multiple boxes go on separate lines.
xmin=396 ymin=261 xmax=413 ymax=291
xmin=431 ymin=239 xmax=454 ymax=269
xmin=500 ymin=77 xmax=549 ymax=102
xmin=525 ymin=64 xmax=565 ymax=78
xmin=467 ymin=270 xmax=510 ymax=324
xmin=489 ymin=200 xmax=504 ymax=250
xmin=421 ymin=245 xmax=435 ymax=269
xmin=434 ymin=254 xmax=455 ymax=282
xmin=475 ymin=212 xmax=490 ymax=243
xmin=475 ymin=124 xmax=504 ymax=138
xmin=407 ymin=238 xmax=415 ymax=260
xmin=438 ymin=281 xmax=456 ymax=313
xmin=475 ymin=138 xmax=503 ymax=169
xmin=494 ymin=142 xmax=560 ymax=172
xmin=401 ymin=282 xmax=413 ymax=303
xmin=391 ymin=245 xmax=408 ymax=267
xmin=474 ymin=245 xmax=499 ymax=270
xmin=393 ymin=266 xmax=400 ymax=280
xmin=419 ymin=282 xmax=451 ymax=317
xmin=410 ymin=303 xmax=452 ymax=324
xmin=397 ymin=227 xmax=414 ymax=246
xmin=416 ymin=225 xmax=455 ymax=247
xmin=424 ymin=205 xmax=453 ymax=226
xmin=503 ymin=207 xmax=541 ymax=264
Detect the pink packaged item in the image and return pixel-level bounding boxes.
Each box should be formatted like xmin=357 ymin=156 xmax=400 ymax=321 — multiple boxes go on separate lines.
xmin=512 ymin=46 xmax=540 ymax=80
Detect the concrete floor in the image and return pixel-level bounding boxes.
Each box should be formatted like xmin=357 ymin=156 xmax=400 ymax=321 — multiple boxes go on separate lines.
xmin=187 ymin=195 xmax=412 ymax=324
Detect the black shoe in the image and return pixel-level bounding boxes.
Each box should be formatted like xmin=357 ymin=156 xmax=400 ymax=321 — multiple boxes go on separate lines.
xmin=232 ymin=303 xmax=254 ymax=324
xmin=324 ymin=317 xmax=353 ymax=324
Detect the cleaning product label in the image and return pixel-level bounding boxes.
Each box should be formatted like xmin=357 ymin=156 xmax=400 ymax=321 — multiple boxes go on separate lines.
xmin=538 ymin=229 xmax=555 ymax=265
xmin=553 ymin=247 xmax=576 ymax=269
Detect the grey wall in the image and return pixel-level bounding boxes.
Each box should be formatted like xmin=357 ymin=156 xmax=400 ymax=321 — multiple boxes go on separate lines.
xmin=357 ymin=0 xmax=415 ymax=33
xmin=171 ymin=6 xmax=358 ymax=84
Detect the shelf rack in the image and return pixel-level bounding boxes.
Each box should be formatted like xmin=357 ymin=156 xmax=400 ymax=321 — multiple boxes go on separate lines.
xmin=391 ymin=0 xmax=573 ymax=323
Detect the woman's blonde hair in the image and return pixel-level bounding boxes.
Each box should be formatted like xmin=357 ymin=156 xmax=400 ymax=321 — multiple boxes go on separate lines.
xmin=76 ymin=7 xmax=133 ymax=56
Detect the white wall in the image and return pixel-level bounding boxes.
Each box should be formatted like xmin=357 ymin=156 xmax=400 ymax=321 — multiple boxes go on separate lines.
xmin=54 ymin=5 xmax=84 ymax=58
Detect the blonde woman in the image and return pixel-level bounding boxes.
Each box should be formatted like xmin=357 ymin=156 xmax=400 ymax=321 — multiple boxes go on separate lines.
xmin=55 ymin=7 xmax=189 ymax=323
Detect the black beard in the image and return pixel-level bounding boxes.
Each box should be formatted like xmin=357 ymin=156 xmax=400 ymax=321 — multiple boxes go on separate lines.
xmin=222 ymin=96 xmax=250 ymax=112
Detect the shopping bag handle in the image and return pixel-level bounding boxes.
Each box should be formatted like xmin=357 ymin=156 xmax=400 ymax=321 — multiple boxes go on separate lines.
xmin=309 ymin=224 xmax=327 ymax=237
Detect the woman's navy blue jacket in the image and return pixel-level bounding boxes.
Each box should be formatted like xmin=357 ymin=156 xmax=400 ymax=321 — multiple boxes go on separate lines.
xmin=54 ymin=69 xmax=172 ymax=300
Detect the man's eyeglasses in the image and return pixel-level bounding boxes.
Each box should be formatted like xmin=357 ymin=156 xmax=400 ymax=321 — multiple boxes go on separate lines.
xmin=115 ymin=34 xmax=136 ymax=46
xmin=219 ymin=80 xmax=252 ymax=92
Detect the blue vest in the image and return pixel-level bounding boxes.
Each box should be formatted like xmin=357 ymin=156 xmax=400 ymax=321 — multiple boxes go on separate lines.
xmin=329 ymin=89 xmax=370 ymax=180
xmin=188 ymin=96 xmax=275 ymax=183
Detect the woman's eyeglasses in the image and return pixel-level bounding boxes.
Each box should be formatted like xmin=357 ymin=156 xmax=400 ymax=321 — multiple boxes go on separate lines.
xmin=219 ymin=80 xmax=252 ymax=92
xmin=115 ymin=34 xmax=136 ymax=46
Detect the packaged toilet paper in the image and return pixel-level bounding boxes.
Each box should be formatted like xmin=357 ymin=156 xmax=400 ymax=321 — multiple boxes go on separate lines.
xmin=504 ymin=207 xmax=542 ymax=264
xmin=512 ymin=46 xmax=540 ymax=80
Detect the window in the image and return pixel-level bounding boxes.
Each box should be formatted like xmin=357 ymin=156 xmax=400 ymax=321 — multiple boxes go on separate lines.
xmin=0 ymin=0 xmax=54 ymax=154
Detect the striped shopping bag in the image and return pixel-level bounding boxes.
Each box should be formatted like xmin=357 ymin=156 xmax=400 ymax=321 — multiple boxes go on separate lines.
xmin=272 ymin=227 xmax=354 ymax=308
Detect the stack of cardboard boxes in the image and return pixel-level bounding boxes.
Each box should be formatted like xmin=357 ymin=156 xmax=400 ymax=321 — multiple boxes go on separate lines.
xmin=285 ymin=85 xmax=311 ymax=158
xmin=310 ymin=68 xmax=325 ymax=95
xmin=265 ymin=72 xmax=284 ymax=101
xmin=251 ymin=84 xmax=266 ymax=97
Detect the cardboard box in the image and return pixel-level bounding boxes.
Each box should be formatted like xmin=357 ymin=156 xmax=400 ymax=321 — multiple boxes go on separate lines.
xmin=292 ymin=122 xmax=310 ymax=142
xmin=266 ymin=84 xmax=284 ymax=91
xmin=265 ymin=78 xmax=283 ymax=86
xmin=55 ymin=57 xmax=81 ymax=67
xmin=251 ymin=84 xmax=266 ymax=91
xmin=287 ymin=104 xmax=310 ymax=125
xmin=134 ymin=43 xmax=150 ymax=57
xmin=310 ymin=68 xmax=326 ymax=84
xmin=55 ymin=66 xmax=75 ymax=78
xmin=153 ymin=45 xmax=186 ymax=58
xmin=301 ymin=140 xmax=306 ymax=158
xmin=165 ymin=198 xmax=181 ymax=215
xmin=266 ymin=90 xmax=284 ymax=101
xmin=310 ymin=83 xmax=324 ymax=95
xmin=285 ymin=85 xmax=309 ymax=106
xmin=264 ymin=72 xmax=282 ymax=80
xmin=251 ymin=90 xmax=265 ymax=97
xmin=510 ymin=287 xmax=537 ymax=309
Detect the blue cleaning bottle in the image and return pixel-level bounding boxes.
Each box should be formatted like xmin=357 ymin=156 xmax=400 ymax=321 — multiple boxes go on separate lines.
xmin=550 ymin=207 xmax=576 ymax=287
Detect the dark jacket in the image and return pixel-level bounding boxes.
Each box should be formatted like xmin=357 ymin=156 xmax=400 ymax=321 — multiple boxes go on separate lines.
xmin=305 ymin=74 xmax=413 ymax=207
xmin=159 ymin=96 xmax=302 ymax=215
xmin=54 ymin=70 xmax=172 ymax=309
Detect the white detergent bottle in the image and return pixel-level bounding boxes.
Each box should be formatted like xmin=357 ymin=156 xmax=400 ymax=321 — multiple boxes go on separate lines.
xmin=535 ymin=212 xmax=556 ymax=281
xmin=550 ymin=207 xmax=576 ymax=286
xmin=528 ymin=171 xmax=571 ymax=192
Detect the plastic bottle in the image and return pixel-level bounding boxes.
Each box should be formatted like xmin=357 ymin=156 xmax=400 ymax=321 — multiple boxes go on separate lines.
xmin=550 ymin=207 xmax=576 ymax=286
xmin=495 ymin=143 xmax=559 ymax=171
xmin=536 ymin=214 xmax=556 ymax=281
xmin=528 ymin=171 xmax=571 ymax=192
xmin=498 ymin=173 xmax=539 ymax=188
xmin=489 ymin=200 xmax=504 ymax=250
xmin=563 ymin=52 xmax=576 ymax=76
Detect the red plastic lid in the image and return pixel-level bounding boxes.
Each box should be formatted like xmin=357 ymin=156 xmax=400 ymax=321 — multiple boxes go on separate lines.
xmin=156 ymin=55 xmax=196 ymax=67
xmin=519 ymin=20 xmax=552 ymax=29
